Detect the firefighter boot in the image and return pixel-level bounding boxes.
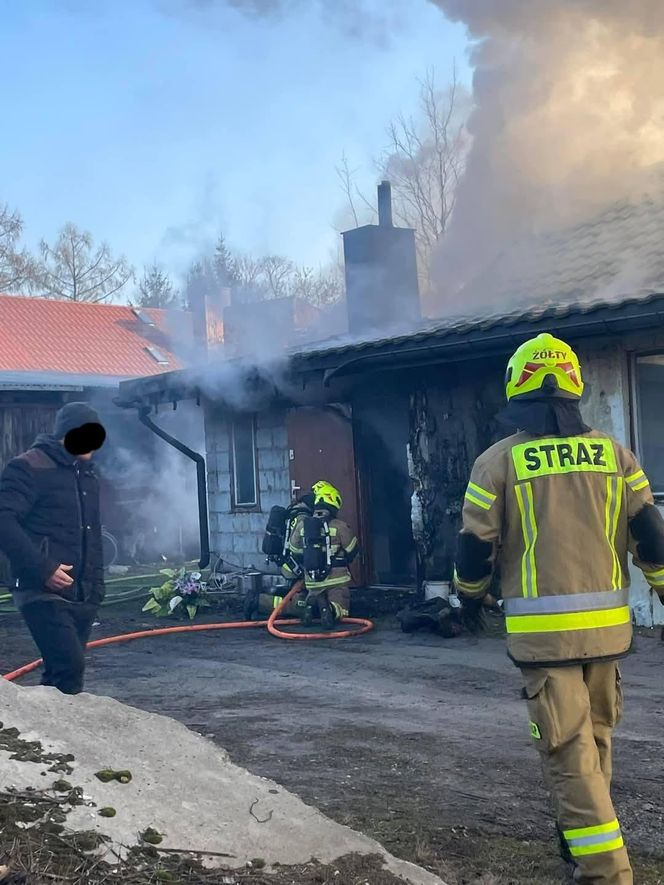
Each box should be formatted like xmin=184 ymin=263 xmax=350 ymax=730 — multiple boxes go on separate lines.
xmin=556 ymin=823 xmax=576 ymax=868
xmin=318 ymin=595 xmax=338 ymax=631
xmin=302 ymin=604 xmax=315 ymax=627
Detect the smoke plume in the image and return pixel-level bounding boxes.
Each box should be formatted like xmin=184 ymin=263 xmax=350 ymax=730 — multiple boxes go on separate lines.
xmin=428 ymin=0 xmax=664 ymax=305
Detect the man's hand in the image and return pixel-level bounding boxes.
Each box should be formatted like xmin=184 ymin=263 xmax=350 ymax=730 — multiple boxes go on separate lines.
xmin=46 ymin=564 xmax=74 ymax=591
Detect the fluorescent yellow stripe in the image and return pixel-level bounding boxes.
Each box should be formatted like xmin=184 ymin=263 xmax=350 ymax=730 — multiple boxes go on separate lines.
xmin=454 ymin=568 xmax=491 ymax=596
xmin=515 ymin=484 xmax=528 ymax=595
xmin=307 ymin=575 xmax=350 ymax=589
xmin=467 ymin=482 xmax=496 ymax=503
xmin=645 ymin=567 xmax=664 ymax=578
xmin=345 ymin=537 xmax=358 ymax=552
xmin=570 ymin=837 xmax=624 ymax=857
xmin=506 ymin=606 xmax=631 ymax=634
xmin=626 ymin=469 xmax=649 ymax=491
xmin=515 ymin=483 xmax=538 ymax=598
xmin=645 ymin=572 xmax=664 ymax=588
xmin=465 ymin=490 xmax=492 ymax=511
xmin=564 ymin=820 xmax=620 ymax=840
xmin=604 ymin=476 xmax=623 ymax=591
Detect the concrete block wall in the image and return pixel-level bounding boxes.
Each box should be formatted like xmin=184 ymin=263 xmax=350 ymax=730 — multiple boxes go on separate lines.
xmin=581 ymin=337 xmax=664 ymax=627
xmin=204 ymin=406 xmax=290 ymax=572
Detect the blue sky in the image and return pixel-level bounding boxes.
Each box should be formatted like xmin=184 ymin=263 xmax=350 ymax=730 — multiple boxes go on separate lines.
xmin=1 ymin=0 xmax=469 ymax=286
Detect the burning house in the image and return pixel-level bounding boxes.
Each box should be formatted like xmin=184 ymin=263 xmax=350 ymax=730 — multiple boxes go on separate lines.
xmin=118 ymin=183 xmax=664 ymax=626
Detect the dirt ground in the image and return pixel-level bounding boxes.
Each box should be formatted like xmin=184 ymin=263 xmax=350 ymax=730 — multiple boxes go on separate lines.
xmin=2 ymin=607 xmax=664 ymax=885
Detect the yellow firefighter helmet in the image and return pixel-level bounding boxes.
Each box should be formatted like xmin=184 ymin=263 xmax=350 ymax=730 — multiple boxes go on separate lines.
xmin=313 ymin=481 xmax=342 ymax=511
xmin=505 ymin=332 xmax=584 ymax=401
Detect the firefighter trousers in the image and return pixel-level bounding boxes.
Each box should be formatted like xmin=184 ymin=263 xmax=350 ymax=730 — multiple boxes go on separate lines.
xmin=521 ymin=662 xmax=632 ymax=885
xmin=305 ymin=584 xmax=350 ymax=618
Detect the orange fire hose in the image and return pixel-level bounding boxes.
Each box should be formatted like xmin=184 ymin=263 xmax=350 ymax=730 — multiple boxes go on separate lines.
xmin=3 ymin=583 xmax=374 ymax=683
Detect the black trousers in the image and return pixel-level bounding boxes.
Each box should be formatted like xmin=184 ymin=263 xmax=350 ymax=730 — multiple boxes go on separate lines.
xmin=20 ymin=600 xmax=97 ymax=695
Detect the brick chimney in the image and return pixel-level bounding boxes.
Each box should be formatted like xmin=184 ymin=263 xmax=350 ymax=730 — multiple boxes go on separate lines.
xmin=342 ymin=181 xmax=421 ymax=335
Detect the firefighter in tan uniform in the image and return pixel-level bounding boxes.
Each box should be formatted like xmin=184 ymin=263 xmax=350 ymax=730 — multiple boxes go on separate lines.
xmin=289 ymin=481 xmax=358 ymax=630
xmin=249 ymin=490 xmax=317 ymax=619
xmin=454 ymin=333 xmax=664 ymax=885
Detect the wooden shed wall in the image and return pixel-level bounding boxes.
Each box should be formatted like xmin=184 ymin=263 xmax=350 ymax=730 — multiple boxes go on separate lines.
xmin=0 ymin=402 xmax=62 ymax=587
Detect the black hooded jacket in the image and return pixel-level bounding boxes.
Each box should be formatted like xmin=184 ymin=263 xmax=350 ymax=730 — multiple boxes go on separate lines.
xmin=0 ymin=434 xmax=105 ymax=608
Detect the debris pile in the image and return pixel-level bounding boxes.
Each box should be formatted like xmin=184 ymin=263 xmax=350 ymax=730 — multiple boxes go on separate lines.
xmin=0 ymin=679 xmax=446 ymax=884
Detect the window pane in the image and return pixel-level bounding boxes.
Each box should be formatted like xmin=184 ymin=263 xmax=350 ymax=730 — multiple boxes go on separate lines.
xmin=636 ymin=356 xmax=664 ymax=495
xmin=232 ymin=416 xmax=257 ymax=506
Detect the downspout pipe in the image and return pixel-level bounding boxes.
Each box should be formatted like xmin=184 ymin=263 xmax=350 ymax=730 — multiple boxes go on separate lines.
xmin=138 ymin=406 xmax=210 ymax=570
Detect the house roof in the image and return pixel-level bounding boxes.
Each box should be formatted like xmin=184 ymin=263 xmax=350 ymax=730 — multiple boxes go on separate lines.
xmin=292 ymin=291 xmax=664 ymax=380
xmin=0 ymin=295 xmax=191 ymax=386
xmin=117 ymin=290 xmax=664 ymax=406
xmin=117 ymin=187 xmax=664 ymax=404
xmin=456 ymin=191 xmax=664 ymax=309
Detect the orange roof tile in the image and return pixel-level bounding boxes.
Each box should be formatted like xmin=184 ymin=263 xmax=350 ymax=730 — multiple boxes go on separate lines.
xmin=0 ymin=295 xmax=191 ymax=379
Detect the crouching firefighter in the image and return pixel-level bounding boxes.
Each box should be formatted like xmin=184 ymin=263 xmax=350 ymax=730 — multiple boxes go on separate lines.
xmin=454 ymin=333 xmax=664 ymax=885
xmin=291 ymin=482 xmax=358 ymax=630
xmin=246 ymin=490 xmax=316 ymax=620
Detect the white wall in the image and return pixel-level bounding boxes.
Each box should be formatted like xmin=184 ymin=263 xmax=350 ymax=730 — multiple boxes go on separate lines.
xmin=580 ymin=338 xmax=664 ymax=627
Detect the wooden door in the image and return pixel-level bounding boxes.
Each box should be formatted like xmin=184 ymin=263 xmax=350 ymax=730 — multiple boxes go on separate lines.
xmin=286 ymin=405 xmax=365 ymax=586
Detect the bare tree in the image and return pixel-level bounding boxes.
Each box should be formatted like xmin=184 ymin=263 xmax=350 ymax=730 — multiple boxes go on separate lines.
xmin=383 ymin=68 xmax=468 ymax=257
xmin=291 ymin=265 xmax=343 ymax=307
xmin=185 ymin=235 xmax=343 ymax=310
xmin=260 ymin=255 xmax=296 ymax=298
xmin=136 ymin=263 xmax=181 ymax=308
xmin=335 ymin=153 xmax=376 ymax=229
xmin=32 ymin=223 xmax=133 ymax=303
xmin=337 ymin=67 xmax=470 ymax=290
xmin=0 ymin=204 xmax=35 ymax=292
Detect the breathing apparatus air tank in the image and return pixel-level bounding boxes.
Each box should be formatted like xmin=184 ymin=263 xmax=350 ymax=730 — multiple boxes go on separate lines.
xmin=302 ymin=515 xmax=332 ymax=582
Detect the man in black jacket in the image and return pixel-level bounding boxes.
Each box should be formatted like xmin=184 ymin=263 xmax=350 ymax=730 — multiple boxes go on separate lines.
xmin=0 ymin=403 xmax=107 ymax=694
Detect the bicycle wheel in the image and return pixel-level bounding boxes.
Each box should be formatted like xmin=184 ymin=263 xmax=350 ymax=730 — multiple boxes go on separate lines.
xmin=102 ymin=528 xmax=118 ymax=569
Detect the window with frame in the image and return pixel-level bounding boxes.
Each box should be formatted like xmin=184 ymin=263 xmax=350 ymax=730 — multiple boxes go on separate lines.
xmin=230 ymin=415 xmax=259 ymax=509
xmin=634 ymin=354 xmax=664 ymax=497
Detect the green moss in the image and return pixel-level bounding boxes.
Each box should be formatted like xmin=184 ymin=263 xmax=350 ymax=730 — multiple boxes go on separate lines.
xmin=99 ymin=807 xmax=117 ymax=818
xmin=141 ymin=827 xmax=163 ymax=845
xmin=94 ymin=768 xmax=133 ymax=784
xmin=52 ymin=780 xmax=73 ymax=792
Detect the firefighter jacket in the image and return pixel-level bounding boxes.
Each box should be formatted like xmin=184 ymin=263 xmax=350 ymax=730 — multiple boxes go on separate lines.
xmin=455 ymin=429 xmax=664 ymax=666
xmin=289 ymin=515 xmax=358 ymax=591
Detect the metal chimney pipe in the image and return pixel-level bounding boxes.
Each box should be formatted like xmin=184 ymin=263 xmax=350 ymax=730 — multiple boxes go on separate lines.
xmin=377 ymin=180 xmax=393 ymax=227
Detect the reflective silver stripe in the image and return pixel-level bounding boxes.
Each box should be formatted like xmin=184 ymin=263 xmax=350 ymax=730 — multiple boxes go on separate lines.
xmin=567 ymin=828 xmax=621 ymax=849
xmin=504 ymin=589 xmax=629 ymax=616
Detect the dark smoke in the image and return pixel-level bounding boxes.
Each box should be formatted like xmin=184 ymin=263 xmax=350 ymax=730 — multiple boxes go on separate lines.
xmin=427 ymin=0 xmax=664 ymax=306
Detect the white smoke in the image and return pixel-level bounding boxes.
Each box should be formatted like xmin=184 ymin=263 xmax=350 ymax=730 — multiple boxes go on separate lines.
xmin=427 ymin=0 xmax=664 ymax=304
xmin=95 ymin=399 xmax=204 ymax=565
